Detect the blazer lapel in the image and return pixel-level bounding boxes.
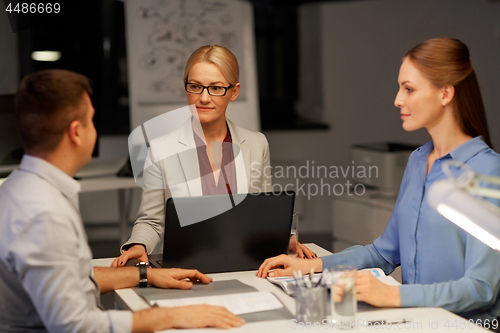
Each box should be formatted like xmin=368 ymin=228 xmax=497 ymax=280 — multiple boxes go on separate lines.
xmin=177 ymin=120 xmax=203 ymax=197
xmin=227 ymin=120 xmax=250 ymax=193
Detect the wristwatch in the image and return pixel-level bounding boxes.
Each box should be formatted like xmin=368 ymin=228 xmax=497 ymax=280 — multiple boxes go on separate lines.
xmin=137 ymin=262 xmax=148 ymax=288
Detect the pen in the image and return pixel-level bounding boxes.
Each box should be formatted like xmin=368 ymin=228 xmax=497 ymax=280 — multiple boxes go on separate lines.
xmin=304 ymin=275 xmax=312 ymax=289
xmin=293 ymin=271 xmax=302 ymax=289
xmin=365 ymin=318 xmax=412 ymax=325
xmin=315 ymin=269 xmax=328 ymax=287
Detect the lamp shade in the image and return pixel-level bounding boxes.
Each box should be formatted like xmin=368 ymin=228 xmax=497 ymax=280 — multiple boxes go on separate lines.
xmin=428 ymin=179 xmax=500 ymax=250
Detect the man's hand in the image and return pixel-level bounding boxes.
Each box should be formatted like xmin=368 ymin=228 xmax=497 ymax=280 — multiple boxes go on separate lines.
xmin=132 ymin=305 xmax=245 ymax=332
xmin=94 ymin=266 xmax=212 ymax=293
xmin=355 ymin=271 xmax=401 ymax=307
xmin=148 ymin=268 xmax=213 ymax=289
xmin=110 ymin=244 xmax=148 ymax=267
xmin=256 ymin=254 xmax=323 ymax=278
xmin=167 ymin=305 xmax=245 ymax=329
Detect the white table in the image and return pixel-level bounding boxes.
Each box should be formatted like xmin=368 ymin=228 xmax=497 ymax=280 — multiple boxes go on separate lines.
xmin=92 ymin=244 xmax=489 ymax=332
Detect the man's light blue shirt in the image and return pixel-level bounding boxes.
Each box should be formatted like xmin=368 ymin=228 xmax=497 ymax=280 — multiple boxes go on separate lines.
xmin=323 ymin=136 xmax=500 ymax=320
xmin=0 ymin=155 xmax=132 ymax=332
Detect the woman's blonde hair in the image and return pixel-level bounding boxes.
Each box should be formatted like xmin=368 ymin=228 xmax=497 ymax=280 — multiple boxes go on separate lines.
xmin=184 ymin=45 xmax=239 ymax=86
xmin=406 ymin=38 xmax=492 ymax=147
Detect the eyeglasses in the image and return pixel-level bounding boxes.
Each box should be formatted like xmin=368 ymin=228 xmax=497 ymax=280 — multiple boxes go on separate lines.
xmin=185 ymin=82 xmax=232 ymax=96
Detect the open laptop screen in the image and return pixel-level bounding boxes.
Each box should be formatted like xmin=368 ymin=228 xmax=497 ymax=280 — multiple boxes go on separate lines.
xmin=158 ymin=192 xmax=295 ymax=273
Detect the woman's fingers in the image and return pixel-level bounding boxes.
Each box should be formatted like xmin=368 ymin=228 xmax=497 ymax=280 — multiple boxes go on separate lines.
xmin=295 ymin=245 xmax=305 ymax=259
xmin=297 ymin=243 xmax=317 ymax=259
xmin=110 ymin=244 xmax=148 ymax=267
xmin=110 ymin=252 xmax=133 ymax=267
xmin=257 ymin=254 xmax=289 ymax=278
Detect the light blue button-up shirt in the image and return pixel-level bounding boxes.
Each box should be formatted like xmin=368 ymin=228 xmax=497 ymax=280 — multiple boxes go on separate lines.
xmin=323 ymin=136 xmax=500 ymax=320
xmin=0 ymin=155 xmax=132 ymax=332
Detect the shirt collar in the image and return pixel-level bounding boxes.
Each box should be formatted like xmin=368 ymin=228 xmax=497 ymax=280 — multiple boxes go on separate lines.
xmin=416 ymin=140 xmax=434 ymax=156
xmin=19 ymin=155 xmax=81 ymax=201
xmin=416 ymin=136 xmax=489 ymax=163
xmin=448 ymin=136 xmax=489 ymax=163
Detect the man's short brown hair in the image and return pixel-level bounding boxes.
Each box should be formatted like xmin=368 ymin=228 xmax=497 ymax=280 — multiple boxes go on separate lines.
xmin=15 ymin=69 xmax=93 ymax=154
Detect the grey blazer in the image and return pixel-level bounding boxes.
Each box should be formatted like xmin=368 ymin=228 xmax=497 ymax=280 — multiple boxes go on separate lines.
xmin=121 ymin=119 xmax=272 ymax=253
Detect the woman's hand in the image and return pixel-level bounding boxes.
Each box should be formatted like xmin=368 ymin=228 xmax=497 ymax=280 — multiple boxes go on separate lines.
xmin=355 ymin=271 xmax=401 ymax=307
xmin=295 ymin=241 xmax=318 ymax=259
xmin=148 ymin=268 xmax=213 ymax=289
xmin=110 ymin=244 xmax=149 ymax=267
xmin=332 ymin=284 xmax=345 ymax=303
xmin=256 ymin=254 xmax=323 ymax=278
xmin=288 ymin=236 xmax=317 ymax=259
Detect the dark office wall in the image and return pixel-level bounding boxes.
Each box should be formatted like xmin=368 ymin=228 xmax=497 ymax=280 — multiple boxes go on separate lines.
xmin=320 ymin=0 xmax=500 ymax=156
xmin=296 ymin=4 xmax=323 ymax=124
xmin=265 ymin=0 xmax=500 ymax=233
xmin=0 ymin=7 xmax=18 ymax=94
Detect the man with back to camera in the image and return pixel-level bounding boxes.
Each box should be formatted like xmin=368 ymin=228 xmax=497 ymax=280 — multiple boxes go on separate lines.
xmin=0 ymin=69 xmax=245 ymax=332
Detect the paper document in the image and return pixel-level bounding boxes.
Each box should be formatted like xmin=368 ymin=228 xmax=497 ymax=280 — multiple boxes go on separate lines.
xmin=266 ymin=274 xmax=321 ymax=295
xmin=151 ymin=291 xmax=283 ymax=315
xmin=267 ymin=268 xmax=400 ymax=295
xmin=365 ymin=268 xmax=400 ymax=286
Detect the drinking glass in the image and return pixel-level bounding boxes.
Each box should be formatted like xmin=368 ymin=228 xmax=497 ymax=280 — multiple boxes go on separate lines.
xmin=288 ymin=212 xmax=299 ymax=254
xmin=330 ymin=265 xmax=357 ymax=322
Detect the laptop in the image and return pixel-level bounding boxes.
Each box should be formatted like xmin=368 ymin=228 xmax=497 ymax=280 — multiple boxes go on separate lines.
xmin=149 ymin=191 xmax=295 ymax=273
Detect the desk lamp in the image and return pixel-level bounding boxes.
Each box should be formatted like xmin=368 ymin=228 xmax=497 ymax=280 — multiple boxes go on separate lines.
xmin=428 ymin=161 xmax=500 ymax=250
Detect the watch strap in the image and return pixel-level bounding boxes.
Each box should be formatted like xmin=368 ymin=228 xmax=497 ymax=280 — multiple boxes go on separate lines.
xmin=138 ymin=262 xmax=148 ymax=288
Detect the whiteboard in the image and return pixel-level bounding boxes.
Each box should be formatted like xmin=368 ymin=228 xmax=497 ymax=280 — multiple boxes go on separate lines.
xmin=124 ymin=0 xmax=260 ymax=132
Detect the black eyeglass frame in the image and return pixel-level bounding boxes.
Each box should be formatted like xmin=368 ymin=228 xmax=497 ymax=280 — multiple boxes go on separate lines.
xmin=184 ymin=82 xmax=233 ymax=96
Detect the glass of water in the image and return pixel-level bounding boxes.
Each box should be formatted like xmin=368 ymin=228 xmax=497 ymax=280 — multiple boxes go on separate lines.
xmin=288 ymin=212 xmax=299 ymax=254
xmin=331 ymin=265 xmax=357 ymax=322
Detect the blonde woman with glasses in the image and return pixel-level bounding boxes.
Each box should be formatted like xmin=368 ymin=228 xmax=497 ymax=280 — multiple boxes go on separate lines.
xmin=113 ymin=45 xmax=315 ymax=267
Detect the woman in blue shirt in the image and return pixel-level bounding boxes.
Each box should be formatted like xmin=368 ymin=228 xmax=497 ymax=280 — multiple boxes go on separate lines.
xmin=257 ymin=38 xmax=500 ymax=321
